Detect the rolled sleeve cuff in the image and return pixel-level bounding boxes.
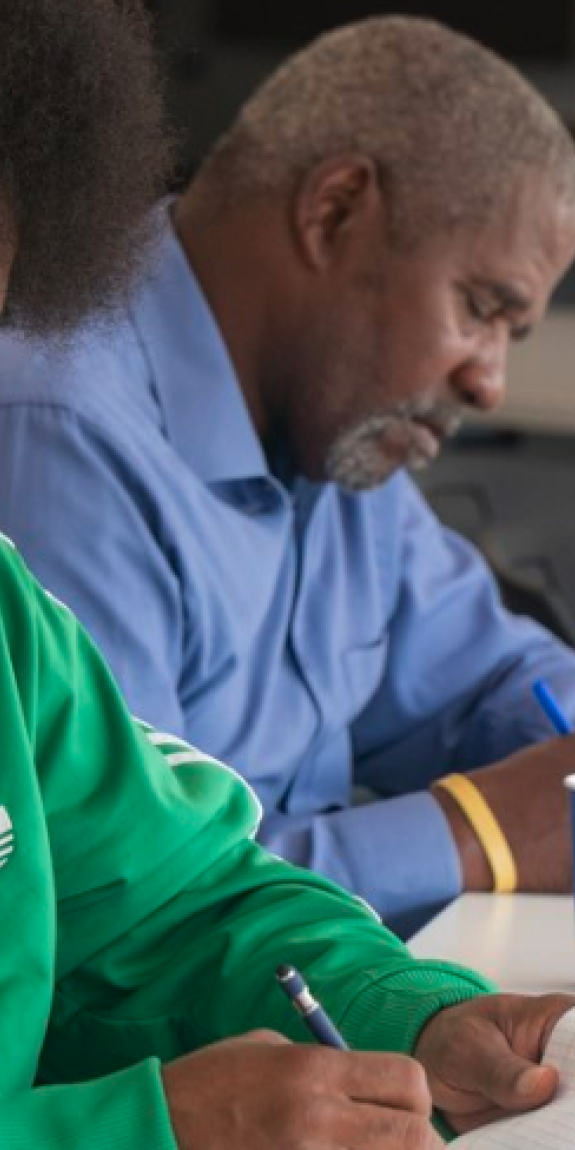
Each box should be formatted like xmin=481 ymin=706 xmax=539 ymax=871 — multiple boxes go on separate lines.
xmin=336 ymin=960 xmax=496 ymax=1055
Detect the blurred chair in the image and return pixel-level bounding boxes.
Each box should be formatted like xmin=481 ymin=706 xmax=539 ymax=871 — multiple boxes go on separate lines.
xmin=423 ymin=475 xmax=575 ymax=649
xmin=480 ymin=523 xmax=575 ymax=648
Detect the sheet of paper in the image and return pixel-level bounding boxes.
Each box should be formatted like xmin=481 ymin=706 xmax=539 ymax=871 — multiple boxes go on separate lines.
xmin=450 ymin=1006 xmax=575 ymax=1148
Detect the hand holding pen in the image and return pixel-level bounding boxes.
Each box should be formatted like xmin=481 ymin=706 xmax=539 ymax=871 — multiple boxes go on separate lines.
xmin=464 ymin=677 xmax=575 ymax=894
xmin=431 ymin=678 xmax=575 ymax=896
xmin=166 ymin=964 xmax=442 ymax=1150
xmin=161 ymin=1021 xmax=443 ymax=1150
xmin=275 ymin=964 xmax=442 ymax=1147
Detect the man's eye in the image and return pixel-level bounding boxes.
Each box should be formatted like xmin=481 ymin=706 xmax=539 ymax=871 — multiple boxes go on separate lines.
xmin=466 ymin=293 xmax=495 ymax=322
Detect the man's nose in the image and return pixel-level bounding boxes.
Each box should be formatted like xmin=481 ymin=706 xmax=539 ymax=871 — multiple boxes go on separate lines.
xmin=451 ymin=330 xmax=508 ymax=412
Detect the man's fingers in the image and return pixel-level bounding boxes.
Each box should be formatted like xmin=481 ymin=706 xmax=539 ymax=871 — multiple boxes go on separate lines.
xmin=290 ymin=1048 xmax=433 ymax=1116
xmin=348 ymin=1052 xmax=433 ymax=1116
xmin=163 ymin=1040 xmax=443 ymax=1150
xmin=469 ymin=1045 xmax=558 ymax=1113
xmin=334 ymin=1100 xmax=445 ymax=1149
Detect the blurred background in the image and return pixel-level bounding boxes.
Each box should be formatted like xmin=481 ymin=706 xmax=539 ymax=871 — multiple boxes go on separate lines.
xmin=144 ymin=1 xmax=575 ymax=645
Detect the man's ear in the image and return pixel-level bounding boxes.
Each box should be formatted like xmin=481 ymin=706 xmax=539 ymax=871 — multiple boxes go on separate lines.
xmin=289 ymin=155 xmax=383 ymax=271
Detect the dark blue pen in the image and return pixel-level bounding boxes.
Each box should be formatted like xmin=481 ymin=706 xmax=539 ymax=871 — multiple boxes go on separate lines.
xmin=276 ymin=964 xmax=350 ymax=1050
xmin=533 ymin=679 xmax=573 ymax=736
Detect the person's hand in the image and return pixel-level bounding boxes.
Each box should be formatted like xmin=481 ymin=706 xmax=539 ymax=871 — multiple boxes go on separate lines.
xmin=432 ymin=735 xmax=575 ymax=891
xmin=162 ymin=1028 xmax=445 ymax=1149
xmin=415 ymin=992 xmax=575 ymax=1134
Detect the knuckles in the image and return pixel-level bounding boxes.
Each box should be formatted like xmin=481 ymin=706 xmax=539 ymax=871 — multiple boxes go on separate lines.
xmin=398 ymin=1056 xmax=433 ymax=1108
xmin=268 ymin=1084 xmax=342 ymax=1142
xmin=281 ymin=1045 xmax=432 ymax=1107
xmin=281 ymin=1043 xmax=342 ymax=1084
xmin=377 ymin=1111 xmax=443 ymax=1150
xmin=269 ymin=1090 xmax=439 ymax=1147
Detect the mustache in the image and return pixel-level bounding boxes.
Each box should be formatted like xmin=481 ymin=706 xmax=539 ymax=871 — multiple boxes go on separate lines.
xmin=329 ymin=399 xmax=463 ymax=460
xmin=407 ymin=398 xmax=463 ymax=440
xmin=324 ymin=398 xmax=464 ymax=490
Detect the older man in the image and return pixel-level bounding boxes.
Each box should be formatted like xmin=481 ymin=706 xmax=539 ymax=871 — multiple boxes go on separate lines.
xmin=1 ymin=16 xmax=575 ymax=939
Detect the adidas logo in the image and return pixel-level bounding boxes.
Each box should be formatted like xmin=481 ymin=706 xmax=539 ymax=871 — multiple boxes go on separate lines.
xmin=0 ymin=806 xmax=14 ymax=868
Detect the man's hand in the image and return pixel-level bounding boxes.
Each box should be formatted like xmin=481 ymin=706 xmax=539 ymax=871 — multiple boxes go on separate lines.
xmin=162 ymin=1029 xmax=445 ymax=1149
xmin=415 ymin=992 xmax=575 ymax=1134
xmin=432 ymin=735 xmax=575 ymax=891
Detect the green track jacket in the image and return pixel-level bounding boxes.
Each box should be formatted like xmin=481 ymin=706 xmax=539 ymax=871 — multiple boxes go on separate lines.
xmin=0 ymin=536 xmax=493 ymax=1149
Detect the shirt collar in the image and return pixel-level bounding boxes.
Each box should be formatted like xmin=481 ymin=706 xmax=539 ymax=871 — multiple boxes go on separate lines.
xmin=129 ymin=202 xmax=269 ymax=483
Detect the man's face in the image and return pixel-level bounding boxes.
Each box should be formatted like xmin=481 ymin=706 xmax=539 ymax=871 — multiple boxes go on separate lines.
xmin=283 ymin=178 xmax=575 ymax=490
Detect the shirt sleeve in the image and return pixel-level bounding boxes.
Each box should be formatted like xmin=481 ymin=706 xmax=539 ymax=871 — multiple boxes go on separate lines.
xmin=258 ymin=791 xmax=463 ymax=939
xmin=0 ymin=540 xmax=493 ymax=1150
xmin=354 ymin=478 xmax=575 ymax=774
xmin=0 ymin=399 xmax=187 ymax=739
xmin=264 ymin=478 xmax=575 ymax=936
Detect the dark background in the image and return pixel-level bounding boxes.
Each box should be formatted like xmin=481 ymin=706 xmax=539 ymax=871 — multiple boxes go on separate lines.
xmin=205 ymin=1 xmax=571 ymax=56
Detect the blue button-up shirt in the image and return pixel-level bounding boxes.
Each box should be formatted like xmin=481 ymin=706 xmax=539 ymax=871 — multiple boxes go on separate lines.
xmin=0 ymin=209 xmax=574 ymax=936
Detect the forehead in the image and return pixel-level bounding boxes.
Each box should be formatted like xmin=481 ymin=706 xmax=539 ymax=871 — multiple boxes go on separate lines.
xmin=462 ymin=179 xmax=575 ymax=290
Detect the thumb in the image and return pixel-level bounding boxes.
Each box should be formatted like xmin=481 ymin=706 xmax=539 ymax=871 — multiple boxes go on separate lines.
xmin=479 ymin=1052 xmax=558 ymax=1113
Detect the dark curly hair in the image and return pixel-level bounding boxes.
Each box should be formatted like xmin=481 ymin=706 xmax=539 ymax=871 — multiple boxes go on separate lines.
xmin=0 ymin=0 xmax=173 ymax=334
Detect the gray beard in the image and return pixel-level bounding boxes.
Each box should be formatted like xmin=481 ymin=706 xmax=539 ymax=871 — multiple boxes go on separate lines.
xmin=325 ymin=402 xmax=462 ymax=492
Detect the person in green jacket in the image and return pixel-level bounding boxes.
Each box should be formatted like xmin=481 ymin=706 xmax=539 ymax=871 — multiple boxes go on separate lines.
xmin=0 ymin=520 xmax=573 ymax=1150
xmin=2 ymin=528 xmax=574 ymax=1150
xmin=2 ymin=3 xmax=575 ymax=1149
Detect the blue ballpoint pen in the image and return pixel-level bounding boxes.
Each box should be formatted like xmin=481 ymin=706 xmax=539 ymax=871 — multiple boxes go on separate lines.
xmin=276 ymin=964 xmax=350 ymax=1050
xmin=533 ymin=678 xmax=573 ymax=736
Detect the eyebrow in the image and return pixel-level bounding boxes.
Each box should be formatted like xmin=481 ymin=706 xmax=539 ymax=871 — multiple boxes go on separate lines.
xmin=472 ymin=278 xmax=532 ymax=314
xmin=470 ymin=278 xmax=535 ymax=339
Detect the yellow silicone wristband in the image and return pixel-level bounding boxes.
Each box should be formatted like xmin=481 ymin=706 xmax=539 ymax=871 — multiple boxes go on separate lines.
xmin=435 ymin=773 xmax=517 ymax=894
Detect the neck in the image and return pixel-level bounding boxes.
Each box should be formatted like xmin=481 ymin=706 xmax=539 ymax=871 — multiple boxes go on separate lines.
xmin=173 ymin=183 xmax=286 ymax=442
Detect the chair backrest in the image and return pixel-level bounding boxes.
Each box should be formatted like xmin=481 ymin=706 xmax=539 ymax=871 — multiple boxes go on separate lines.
xmin=421 ymin=477 xmax=575 ymax=650
xmin=478 ymin=524 xmax=575 ymax=649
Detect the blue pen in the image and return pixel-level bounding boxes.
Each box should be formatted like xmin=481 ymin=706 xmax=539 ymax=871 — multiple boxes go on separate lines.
xmin=533 ymin=679 xmax=573 ymax=735
xmin=276 ymin=964 xmax=350 ymax=1050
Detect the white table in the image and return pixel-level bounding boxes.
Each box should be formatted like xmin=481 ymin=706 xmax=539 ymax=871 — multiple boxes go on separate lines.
xmin=408 ymin=894 xmax=575 ymax=995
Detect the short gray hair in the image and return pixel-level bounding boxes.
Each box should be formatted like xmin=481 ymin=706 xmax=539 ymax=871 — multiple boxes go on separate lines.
xmin=197 ymin=16 xmax=575 ymax=243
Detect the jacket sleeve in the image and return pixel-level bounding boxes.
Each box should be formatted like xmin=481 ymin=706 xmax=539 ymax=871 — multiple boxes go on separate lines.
xmin=0 ymin=540 xmax=493 ymax=1150
xmin=258 ymin=790 xmax=462 ymax=940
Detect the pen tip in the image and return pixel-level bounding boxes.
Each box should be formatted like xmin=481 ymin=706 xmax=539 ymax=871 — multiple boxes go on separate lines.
xmin=276 ymin=963 xmax=293 ymax=980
